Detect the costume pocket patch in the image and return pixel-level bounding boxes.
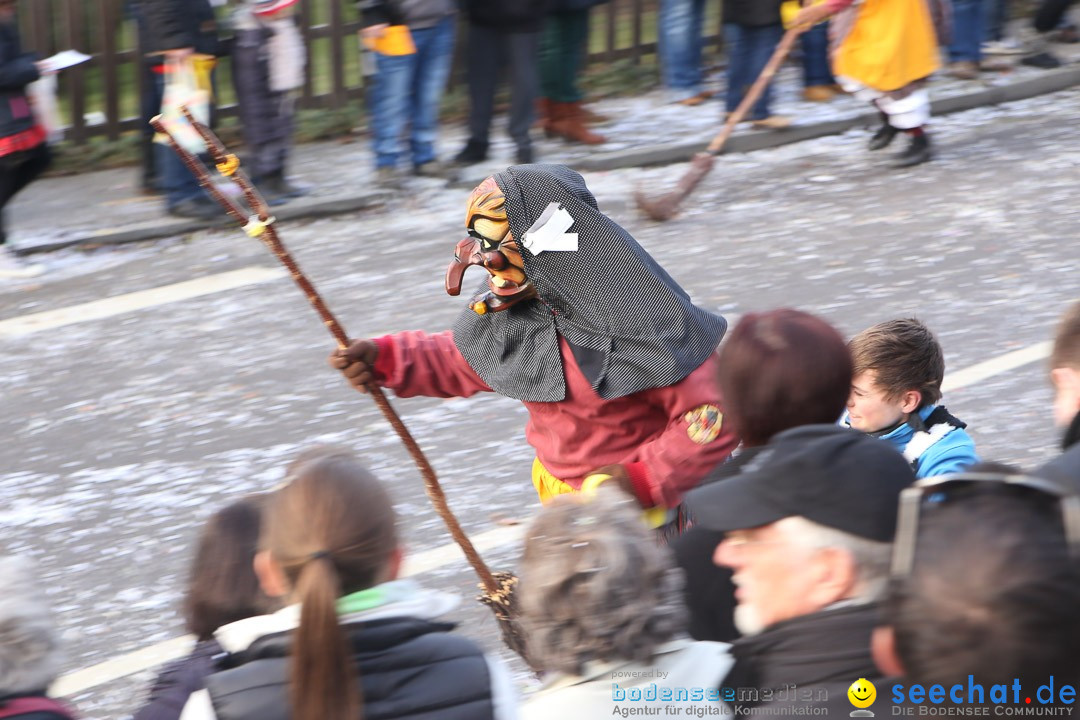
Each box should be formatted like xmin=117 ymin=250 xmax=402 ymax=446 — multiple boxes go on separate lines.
xmin=685 ymin=404 xmax=723 ymax=444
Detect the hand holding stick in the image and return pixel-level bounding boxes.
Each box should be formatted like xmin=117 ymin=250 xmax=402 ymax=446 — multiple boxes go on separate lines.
xmin=150 ymin=113 xmax=534 ymax=665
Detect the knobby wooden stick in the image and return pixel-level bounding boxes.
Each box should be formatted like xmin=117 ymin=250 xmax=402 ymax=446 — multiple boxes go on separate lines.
xmin=150 ymin=113 xmax=501 ymax=598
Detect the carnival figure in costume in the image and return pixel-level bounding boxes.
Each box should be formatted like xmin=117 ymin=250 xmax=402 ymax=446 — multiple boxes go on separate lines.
xmin=792 ymin=0 xmax=944 ymax=168
xmin=330 ymin=165 xmax=737 ymax=528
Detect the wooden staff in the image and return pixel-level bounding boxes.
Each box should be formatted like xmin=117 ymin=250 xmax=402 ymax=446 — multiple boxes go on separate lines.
xmin=150 ymin=114 xmax=532 ymax=662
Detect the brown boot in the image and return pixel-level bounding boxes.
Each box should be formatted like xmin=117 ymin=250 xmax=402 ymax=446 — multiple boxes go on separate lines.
xmin=580 ymin=103 xmax=611 ymax=124
xmin=535 ymin=97 xmax=553 ymax=136
xmin=549 ymin=101 xmax=607 ymax=145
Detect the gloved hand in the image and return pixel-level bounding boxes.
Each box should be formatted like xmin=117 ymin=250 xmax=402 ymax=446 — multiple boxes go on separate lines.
xmin=583 ymin=464 xmax=639 ymax=503
xmin=583 ymin=464 xmax=673 ymax=529
xmin=328 ymin=339 xmax=379 ymax=393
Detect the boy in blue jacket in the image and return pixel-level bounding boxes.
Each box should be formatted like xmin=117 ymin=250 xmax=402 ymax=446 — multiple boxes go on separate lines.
xmin=844 ymin=317 xmax=978 ymax=477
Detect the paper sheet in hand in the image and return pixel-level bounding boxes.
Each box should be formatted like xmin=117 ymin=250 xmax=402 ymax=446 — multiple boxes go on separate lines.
xmin=41 ymin=50 xmax=91 ymax=72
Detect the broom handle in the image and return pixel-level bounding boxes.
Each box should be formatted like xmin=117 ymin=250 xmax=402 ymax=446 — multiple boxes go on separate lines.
xmin=151 ymin=114 xmax=500 ymax=597
xmin=706 ymin=26 xmax=803 ymax=155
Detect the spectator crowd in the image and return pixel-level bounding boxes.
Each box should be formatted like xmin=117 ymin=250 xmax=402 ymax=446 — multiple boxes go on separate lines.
xmin=1 ymin=0 xmax=1078 ymax=277
xmin=2 ymin=0 xmax=1080 ymax=716
xmin=3 ymin=299 xmax=1078 ymax=719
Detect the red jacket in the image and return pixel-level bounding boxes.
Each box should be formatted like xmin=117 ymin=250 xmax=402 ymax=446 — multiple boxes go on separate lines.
xmin=373 ymin=330 xmax=737 ymax=508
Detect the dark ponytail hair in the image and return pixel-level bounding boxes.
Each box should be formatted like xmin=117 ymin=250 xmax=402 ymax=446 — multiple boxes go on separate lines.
xmin=263 ymin=450 xmax=398 ymax=720
xmin=184 ymin=495 xmax=270 ymax=641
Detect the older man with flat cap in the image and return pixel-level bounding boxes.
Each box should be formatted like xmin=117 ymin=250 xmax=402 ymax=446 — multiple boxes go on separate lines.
xmin=687 ymin=424 xmax=916 ymax=717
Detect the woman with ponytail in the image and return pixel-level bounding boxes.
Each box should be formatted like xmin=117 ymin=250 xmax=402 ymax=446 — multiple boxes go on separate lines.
xmin=178 ymin=449 xmax=518 ymax=720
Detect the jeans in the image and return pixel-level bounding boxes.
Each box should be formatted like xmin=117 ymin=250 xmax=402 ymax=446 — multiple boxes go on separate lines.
xmin=982 ymin=0 xmax=1008 ymax=41
xmin=949 ymin=0 xmax=985 ymax=62
xmin=370 ymin=16 xmax=456 ymax=169
xmin=152 ymin=72 xmax=206 ymax=208
xmin=724 ymin=23 xmax=783 ymax=120
xmin=659 ymin=0 xmax=707 ymax=95
xmin=801 ymin=22 xmax=835 ymax=87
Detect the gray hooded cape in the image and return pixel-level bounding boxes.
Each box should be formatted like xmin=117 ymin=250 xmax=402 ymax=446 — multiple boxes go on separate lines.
xmin=452 ymin=164 xmax=726 ymax=403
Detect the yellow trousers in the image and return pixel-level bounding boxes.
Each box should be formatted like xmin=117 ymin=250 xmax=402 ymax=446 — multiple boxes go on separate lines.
xmin=531 ymin=457 xmax=671 ymax=528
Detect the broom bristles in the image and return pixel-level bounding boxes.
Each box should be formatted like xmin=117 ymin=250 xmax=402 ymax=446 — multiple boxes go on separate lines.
xmin=635 ymin=152 xmax=716 ymax=221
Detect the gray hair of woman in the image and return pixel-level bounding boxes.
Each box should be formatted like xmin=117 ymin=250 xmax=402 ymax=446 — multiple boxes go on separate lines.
xmin=0 ymin=556 xmax=61 ymax=696
xmin=519 ymin=485 xmax=687 ymax=675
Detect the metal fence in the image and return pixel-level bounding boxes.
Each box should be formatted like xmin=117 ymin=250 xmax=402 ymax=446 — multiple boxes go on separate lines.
xmin=16 ymin=0 xmax=725 ymax=145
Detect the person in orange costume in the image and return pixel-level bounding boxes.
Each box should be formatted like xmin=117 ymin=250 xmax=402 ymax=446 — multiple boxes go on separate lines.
xmin=793 ymin=0 xmax=943 ymax=167
xmin=330 ymin=164 xmax=737 ymax=533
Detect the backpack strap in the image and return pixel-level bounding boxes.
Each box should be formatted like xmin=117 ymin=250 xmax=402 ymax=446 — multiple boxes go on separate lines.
xmin=0 ymin=696 xmax=76 ymax=719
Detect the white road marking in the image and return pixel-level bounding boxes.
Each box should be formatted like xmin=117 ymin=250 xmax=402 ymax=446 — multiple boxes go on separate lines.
xmin=0 ymin=267 xmax=286 ymax=339
xmin=46 ymin=337 xmax=1056 ymax=697
xmin=51 ymin=635 xmax=195 ymax=699
xmin=401 ymin=524 xmax=525 ymax=578
xmin=942 ymin=341 xmax=1052 ymax=393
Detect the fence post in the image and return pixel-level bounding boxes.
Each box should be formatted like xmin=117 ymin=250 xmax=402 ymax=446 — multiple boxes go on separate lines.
xmin=65 ymin=0 xmax=87 ymax=143
xmin=299 ymin=0 xmax=315 ymax=104
xmin=329 ymin=0 xmax=346 ymax=109
xmin=605 ymin=0 xmax=617 ymax=63
xmin=631 ymin=0 xmax=643 ymax=64
xmin=101 ymin=0 xmax=120 ymax=140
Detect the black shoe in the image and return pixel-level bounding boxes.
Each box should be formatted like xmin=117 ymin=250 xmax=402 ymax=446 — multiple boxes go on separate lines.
xmin=454 ymin=140 xmax=489 ymax=165
xmin=412 ymin=160 xmax=459 ymax=181
xmin=515 ymin=146 xmax=534 ymax=164
xmin=890 ymin=133 xmax=932 ymax=168
xmin=1020 ymin=51 xmax=1062 ymax=68
xmin=167 ymin=197 xmax=219 ymax=220
xmin=260 ymin=171 xmax=310 ymax=201
xmin=867 ymin=122 xmax=900 ymax=151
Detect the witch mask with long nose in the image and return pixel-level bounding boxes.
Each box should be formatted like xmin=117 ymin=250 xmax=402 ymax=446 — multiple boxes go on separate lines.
xmin=444 ymin=177 xmax=538 ymax=315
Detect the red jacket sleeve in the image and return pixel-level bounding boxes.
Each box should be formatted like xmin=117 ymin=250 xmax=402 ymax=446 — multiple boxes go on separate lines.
xmin=373 ymin=330 xmax=493 ymax=399
xmin=619 ymin=353 xmax=739 ymax=509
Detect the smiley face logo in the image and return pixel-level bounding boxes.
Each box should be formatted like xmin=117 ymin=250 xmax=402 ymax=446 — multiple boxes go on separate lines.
xmin=848 ymin=678 xmax=877 ymax=709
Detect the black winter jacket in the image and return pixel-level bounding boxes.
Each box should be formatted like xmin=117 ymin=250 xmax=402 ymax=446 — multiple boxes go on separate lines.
xmin=722 ymin=603 xmax=883 ymax=716
xmin=1038 ymin=411 xmax=1080 ymax=491
xmin=0 ymin=20 xmax=40 ymax=142
xmin=462 ymin=0 xmax=550 ymax=32
xmin=722 ymin=0 xmax=783 ymax=27
xmin=357 ymin=0 xmax=455 ymax=30
xmin=133 ymin=639 xmax=224 ymax=720
xmin=673 ymin=446 xmax=770 ymax=644
xmin=136 ymin=0 xmax=221 ymax=57
xmin=205 ymin=616 xmax=498 ymax=720
xmin=548 ymin=0 xmax=609 ymax=11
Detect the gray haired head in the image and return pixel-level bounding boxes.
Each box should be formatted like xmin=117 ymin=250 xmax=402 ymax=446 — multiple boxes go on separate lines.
xmin=519 ymin=485 xmax=686 ymax=675
xmin=0 ymin=556 xmax=61 ymax=696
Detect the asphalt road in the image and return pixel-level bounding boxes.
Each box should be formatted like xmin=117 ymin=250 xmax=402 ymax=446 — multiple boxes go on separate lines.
xmin=2 ymin=87 xmax=1079 ymax=719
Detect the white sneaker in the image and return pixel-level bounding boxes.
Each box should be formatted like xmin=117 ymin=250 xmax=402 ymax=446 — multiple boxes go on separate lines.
xmin=0 ymin=247 xmax=45 ymax=278
xmin=981 ymin=38 xmax=1026 ymax=55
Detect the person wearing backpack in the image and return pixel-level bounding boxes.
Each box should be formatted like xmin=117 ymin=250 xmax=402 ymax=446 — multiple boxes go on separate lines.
xmin=178 ymin=449 xmax=517 ymax=720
